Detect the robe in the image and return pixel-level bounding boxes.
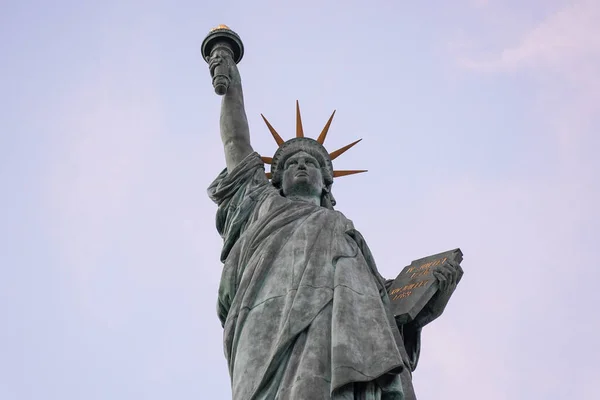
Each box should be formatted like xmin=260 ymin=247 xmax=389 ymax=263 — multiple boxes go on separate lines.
xmin=208 ymin=152 xmax=420 ymax=400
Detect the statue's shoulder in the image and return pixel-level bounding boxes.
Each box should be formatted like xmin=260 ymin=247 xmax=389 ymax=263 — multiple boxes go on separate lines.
xmin=324 ymin=208 xmax=355 ymax=232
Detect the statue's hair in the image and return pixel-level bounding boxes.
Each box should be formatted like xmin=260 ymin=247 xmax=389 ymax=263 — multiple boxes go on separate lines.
xmin=270 ymin=138 xmax=336 ymax=209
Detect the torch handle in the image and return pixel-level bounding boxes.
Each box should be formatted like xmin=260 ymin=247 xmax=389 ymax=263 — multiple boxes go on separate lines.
xmin=212 ymin=71 xmax=230 ymax=96
xmin=209 ymin=43 xmax=234 ymax=96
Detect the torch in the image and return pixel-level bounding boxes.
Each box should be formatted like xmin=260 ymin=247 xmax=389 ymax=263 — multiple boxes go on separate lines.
xmin=201 ymin=24 xmax=244 ymax=95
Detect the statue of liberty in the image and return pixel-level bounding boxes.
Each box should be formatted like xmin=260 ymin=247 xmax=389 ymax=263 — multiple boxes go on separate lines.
xmin=203 ymin=26 xmax=463 ymax=400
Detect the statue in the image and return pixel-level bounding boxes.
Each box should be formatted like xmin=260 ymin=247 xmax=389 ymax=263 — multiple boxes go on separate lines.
xmin=202 ymin=25 xmax=464 ymax=400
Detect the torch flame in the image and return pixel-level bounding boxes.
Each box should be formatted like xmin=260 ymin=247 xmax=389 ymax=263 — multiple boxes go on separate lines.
xmin=210 ymin=24 xmax=230 ymax=31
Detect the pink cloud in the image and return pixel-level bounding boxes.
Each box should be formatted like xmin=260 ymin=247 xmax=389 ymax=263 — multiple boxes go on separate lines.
xmin=457 ymin=0 xmax=600 ymax=73
xmin=452 ymin=0 xmax=600 ymax=173
xmin=470 ymin=0 xmax=489 ymax=8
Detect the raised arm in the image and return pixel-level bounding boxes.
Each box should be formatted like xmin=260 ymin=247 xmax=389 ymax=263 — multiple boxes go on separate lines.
xmin=208 ymin=50 xmax=254 ymax=172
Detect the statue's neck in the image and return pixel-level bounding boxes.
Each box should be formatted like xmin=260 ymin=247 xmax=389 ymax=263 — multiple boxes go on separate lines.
xmin=286 ymin=194 xmax=320 ymax=206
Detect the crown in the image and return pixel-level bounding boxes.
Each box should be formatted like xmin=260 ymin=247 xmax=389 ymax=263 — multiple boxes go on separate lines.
xmin=260 ymin=101 xmax=367 ymax=181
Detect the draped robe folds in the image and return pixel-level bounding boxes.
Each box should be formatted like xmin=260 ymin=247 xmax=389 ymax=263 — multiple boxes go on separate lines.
xmin=208 ymin=152 xmax=421 ymax=400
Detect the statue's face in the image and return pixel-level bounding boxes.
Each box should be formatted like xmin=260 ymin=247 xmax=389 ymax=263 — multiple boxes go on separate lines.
xmin=281 ymin=151 xmax=324 ymax=199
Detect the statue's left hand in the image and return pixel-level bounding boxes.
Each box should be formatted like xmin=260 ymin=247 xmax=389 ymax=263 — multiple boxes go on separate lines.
xmin=410 ymin=260 xmax=463 ymax=328
xmin=433 ymin=259 xmax=463 ymax=294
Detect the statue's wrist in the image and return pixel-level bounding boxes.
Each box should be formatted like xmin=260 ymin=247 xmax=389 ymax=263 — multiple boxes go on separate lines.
xmin=222 ymin=84 xmax=244 ymax=103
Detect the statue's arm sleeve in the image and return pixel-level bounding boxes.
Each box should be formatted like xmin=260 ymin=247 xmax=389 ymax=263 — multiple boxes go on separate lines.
xmin=399 ymin=322 xmax=421 ymax=372
xmin=383 ymin=276 xmax=422 ymax=372
xmin=207 ymin=152 xmax=271 ymax=262
xmin=346 ymin=228 xmax=422 ymax=372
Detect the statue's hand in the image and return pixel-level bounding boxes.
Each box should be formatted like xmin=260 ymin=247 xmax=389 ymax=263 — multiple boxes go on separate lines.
xmin=433 ymin=259 xmax=463 ymax=293
xmin=208 ymin=49 xmax=241 ymax=88
xmin=410 ymin=260 xmax=463 ymax=328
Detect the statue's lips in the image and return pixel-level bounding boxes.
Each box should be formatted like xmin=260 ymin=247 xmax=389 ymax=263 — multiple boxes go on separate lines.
xmin=294 ymin=171 xmax=309 ymax=177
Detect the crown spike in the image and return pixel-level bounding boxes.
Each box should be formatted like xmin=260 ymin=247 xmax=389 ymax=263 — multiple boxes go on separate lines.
xmin=261 ymin=156 xmax=273 ymax=164
xmin=333 ymin=170 xmax=368 ymax=178
xmin=316 ymin=110 xmax=336 ymax=144
xmin=296 ymin=100 xmax=304 ymax=138
xmin=329 ymin=139 xmax=362 ymax=161
xmin=261 ymin=114 xmax=285 ymax=146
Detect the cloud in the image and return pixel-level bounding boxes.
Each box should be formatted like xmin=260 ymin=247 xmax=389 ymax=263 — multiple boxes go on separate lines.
xmin=470 ymin=0 xmax=489 ymax=8
xmin=456 ymin=0 xmax=600 ymax=73
xmin=438 ymin=5 xmax=600 ymax=395
xmin=452 ymin=0 xmax=600 ymax=172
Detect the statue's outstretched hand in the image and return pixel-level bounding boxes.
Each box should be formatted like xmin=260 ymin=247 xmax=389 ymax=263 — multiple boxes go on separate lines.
xmin=411 ymin=260 xmax=463 ymax=328
xmin=208 ymin=50 xmax=241 ymax=88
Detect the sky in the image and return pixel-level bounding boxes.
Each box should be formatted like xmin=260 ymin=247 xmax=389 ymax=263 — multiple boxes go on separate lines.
xmin=1 ymin=0 xmax=599 ymax=399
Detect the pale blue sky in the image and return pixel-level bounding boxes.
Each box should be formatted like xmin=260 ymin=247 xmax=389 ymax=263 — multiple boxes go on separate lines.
xmin=1 ymin=0 xmax=599 ymax=399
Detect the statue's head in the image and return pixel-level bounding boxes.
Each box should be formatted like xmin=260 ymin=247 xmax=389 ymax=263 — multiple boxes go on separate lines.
xmin=270 ymin=138 xmax=335 ymax=208
xmin=261 ymin=101 xmax=367 ymax=209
